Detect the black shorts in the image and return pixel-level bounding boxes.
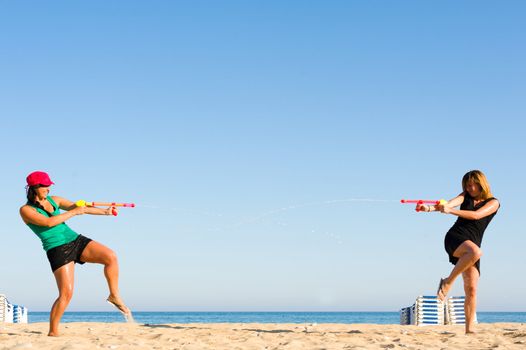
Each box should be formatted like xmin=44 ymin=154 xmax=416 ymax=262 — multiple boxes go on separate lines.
xmin=46 ymin=235 xmax=93 ymax=272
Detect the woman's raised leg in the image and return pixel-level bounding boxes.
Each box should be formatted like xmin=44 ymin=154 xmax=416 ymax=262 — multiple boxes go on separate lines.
xmin=438 ymin=240 xmax=482 ymax=300
xmin=80 ymin=241 xmax=131 ymax=315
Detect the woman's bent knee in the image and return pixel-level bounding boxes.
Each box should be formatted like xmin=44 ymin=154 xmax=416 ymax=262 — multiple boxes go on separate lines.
xmin=471 ymin=247 xmax=482 ymax=261
xmin=454 ymin=241 xmax=481 ymax=259
xmin=463 ymin=243 xmax=482 ymax=261
xmin=105 ymin=250 xmax=118 ymax=265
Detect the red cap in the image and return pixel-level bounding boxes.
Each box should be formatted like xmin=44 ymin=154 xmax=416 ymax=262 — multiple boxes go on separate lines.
xmin=26 ymin=171 xmax=55 ymax=187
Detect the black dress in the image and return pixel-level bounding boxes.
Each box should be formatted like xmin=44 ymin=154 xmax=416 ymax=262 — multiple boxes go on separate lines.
xmin=444 ymin=193 xmax=499 ymax=274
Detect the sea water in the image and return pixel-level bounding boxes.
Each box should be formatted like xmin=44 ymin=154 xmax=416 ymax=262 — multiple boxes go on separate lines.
xmin=28 ymin=311 xmax=526 ymax=324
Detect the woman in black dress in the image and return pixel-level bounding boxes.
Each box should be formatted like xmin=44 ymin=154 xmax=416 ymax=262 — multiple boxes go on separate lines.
xmin=417 ymin=170 xmax=499 ymax=334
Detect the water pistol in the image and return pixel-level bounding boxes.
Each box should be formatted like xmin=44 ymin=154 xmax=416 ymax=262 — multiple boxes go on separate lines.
xmin=400 ymin=199 xmax=448 ymax=212
xmin=75 ymin=200 xmax=135 ymax=216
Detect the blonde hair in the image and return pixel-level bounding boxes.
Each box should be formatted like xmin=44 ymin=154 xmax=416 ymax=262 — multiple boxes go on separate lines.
xmin=462 ymin=170 xmax=493 ymax=200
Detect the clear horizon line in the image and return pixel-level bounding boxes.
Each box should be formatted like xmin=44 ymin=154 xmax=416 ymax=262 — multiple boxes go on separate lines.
xmin=29 ymin=310 xmax=526 ymax=313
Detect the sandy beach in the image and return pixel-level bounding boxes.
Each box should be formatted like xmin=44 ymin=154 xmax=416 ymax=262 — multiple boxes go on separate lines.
xmin=1 ymin=322 xmax=525 ymax=350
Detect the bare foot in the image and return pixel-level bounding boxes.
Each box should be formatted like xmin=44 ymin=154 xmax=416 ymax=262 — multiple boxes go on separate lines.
xmin=106 ymin=295 xmax=131 ymax=315
xmin=48 ymin=331 xmax=59 ymax=337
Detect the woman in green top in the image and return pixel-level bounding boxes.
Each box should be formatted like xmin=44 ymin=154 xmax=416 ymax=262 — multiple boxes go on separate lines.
xmin=20 ymin=171 xmax=131 ymax=336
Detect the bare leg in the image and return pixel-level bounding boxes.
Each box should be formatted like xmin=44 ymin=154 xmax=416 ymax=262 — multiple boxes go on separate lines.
xmin=80 ymin=241 xmax=131 ymax=315
xmin=49 ymin=262 xmax=75 ymax=336
xmin=438 ymin=240 xmax=482 ymax=300
xmin=462 ymin=266 xmax=479 ymax=334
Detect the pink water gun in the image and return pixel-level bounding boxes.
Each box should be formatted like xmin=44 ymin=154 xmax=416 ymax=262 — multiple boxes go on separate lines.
xmin=400 ymin=199 xmax=447 ymax=212
xmin=76 ymin=200 xmax=135 ymax=216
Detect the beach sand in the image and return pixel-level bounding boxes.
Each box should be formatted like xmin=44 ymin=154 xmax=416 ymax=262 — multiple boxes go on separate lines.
xmin=1 ymin=322 xmax=525 ymax=349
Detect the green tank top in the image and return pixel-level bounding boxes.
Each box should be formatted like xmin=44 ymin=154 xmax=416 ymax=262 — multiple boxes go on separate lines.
xmin=26 ymin=196 xmax=79 ymax=251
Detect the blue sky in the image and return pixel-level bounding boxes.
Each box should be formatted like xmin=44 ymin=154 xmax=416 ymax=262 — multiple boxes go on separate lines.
xmin=1 ymin=1 xmax=525 ymax=312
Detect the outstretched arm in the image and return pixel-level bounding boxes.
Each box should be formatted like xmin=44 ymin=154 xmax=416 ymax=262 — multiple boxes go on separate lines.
xmin=438 ymin=198 xmax=499 ymax=220
xmin=53 ymin=196 xmax=116 ymax=216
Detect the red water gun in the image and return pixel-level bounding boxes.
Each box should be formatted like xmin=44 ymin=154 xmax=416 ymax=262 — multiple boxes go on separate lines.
xmin=76 ymin=200 xmax=135 ymax=216
xmin=400 ymin=199 xmax=447 ymax=212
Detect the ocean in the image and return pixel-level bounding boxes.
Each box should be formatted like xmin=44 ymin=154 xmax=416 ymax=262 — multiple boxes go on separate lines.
xmin=28 ymin=312 xmax=526 ymax=324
